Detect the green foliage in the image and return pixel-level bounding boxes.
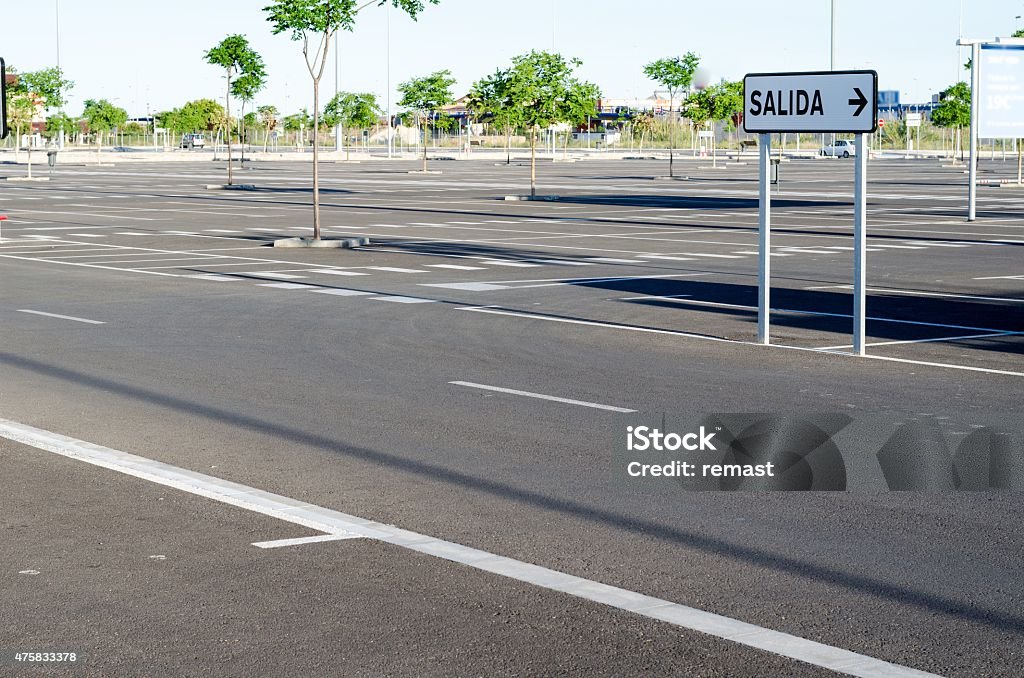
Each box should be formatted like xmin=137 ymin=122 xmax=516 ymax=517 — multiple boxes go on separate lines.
xmin=258 ymin=105 xmax=280 ymax=131
xmin=45 ymin=113 xmax=77 ymax=138
xmin=158 ymin=99 xmax=225 ymax=133
xmin=398 ymin=70 xmax=456 ymax=117
xmin=683 ymin=80 xmax=743 ymax=126
xmin=283 ymin=109 xmax=312 ymax=131
xmin=643 ymin=54 xmax=700 ymax=99
xmin=18 ymin=67 xmax=74 ymax=110
xmin=468 ymin=69 xmax=522 ymax=133
xmin=932 ymin=82 xmax=971 ymax=129
xmin=264 ymin=0 xmax=438 ymax=40
xmin=504 ymin=51 xmax=600 ymax=130
xmin=82 ymin=99 xmax=128 ymax=134
xmin=323 ymin=92 xmax=381 ymax=129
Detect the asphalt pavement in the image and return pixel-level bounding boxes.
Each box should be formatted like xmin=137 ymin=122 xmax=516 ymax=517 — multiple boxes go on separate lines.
xmin=0 ymin=154 xmax=1021 ymax=677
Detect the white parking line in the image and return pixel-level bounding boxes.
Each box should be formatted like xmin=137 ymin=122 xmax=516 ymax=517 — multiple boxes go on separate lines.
xmin=450 ymin=381 xmax=637 ymax=412
xmin=0 ymin=417 xmax=939 ymax=678
xmin=17 ymin=310 xmax=105 ymax=325
xmin=252 ymin=534 xmax=363 ymax=549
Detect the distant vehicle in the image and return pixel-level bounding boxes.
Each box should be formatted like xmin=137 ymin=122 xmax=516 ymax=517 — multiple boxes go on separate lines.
xmin=820 ymin=139 xmax=856 ymax=158
xmin=180 ymin=133 xmax=206 ymax=150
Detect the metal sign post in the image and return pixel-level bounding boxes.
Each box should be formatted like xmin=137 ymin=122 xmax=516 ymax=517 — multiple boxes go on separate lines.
xmin=968 ymin=42 xmax=980 ymax=222
xmin=758 ymin=133 xmax=771 ymax=344
xmin=744 ymin=70 xmax=877 ymax=353
xmin=853 ymin=133 xmax=868 ymax=355
xmin=0 ymin=57 xmax=8 ymax=140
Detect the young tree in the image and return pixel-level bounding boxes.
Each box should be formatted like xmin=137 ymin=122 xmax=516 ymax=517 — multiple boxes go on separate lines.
xmin=632 ymin=112 xmax=655 ymax=154
xmin=233 ymin=67 xmax=268 ymax=164
xmin=643 ymin=53 xmax=700 ymax=177
xmin=258 ymin=104 xmax=279 ymax=151
xmin=20 ymin=67 xmax=74 ymax=147
xmin=323 ymin=92 xmax=381 ymax=160
xmin=82 ymin=98 xmax=128 ymax=161
xmin=265 ymin=0 xmax=440 ymax=241
xmin=205 ymin=35 xmax=265 ymax=185
xmin=398 ymin=70 xmax=456 ymax=172
xmin=3 ymin=70 xmax=34 ymax=157
xmin=504 ymin=50 xmax=600 ymax=197
xmin=932 ymin=82 xmax=971 ymax=161
xmin=468 ymin=68 xmax=521 ymax=164
xmin=45 ymin=113 xmax=77 ymax=141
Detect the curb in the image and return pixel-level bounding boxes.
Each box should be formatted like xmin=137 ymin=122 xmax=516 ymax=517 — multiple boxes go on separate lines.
xmin=273 ymin=236 xmax=370 ymax=249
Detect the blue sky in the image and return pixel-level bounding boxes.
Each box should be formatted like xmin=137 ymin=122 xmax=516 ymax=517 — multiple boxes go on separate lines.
xmin=2 ymin=0 xmax=1020 ymax=117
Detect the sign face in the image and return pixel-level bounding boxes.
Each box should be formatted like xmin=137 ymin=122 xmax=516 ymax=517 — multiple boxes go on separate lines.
xmin=878 ymin=118 xmax=885 ymax=128
xmin=0 ymin=58 xmax=7 ymax=140
xmin=979 ymin=44 xmax=1024 ymax=138
xmin=906 ymin=113 xmax=922 ymax=128
xmin=743 ymin=70 xmax=878 ymax=134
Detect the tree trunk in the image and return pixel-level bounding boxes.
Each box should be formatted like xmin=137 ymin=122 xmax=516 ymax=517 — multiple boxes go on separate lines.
xmin=313 ymin=79 xmax=321 ymax=240
xmin=226 ymin=76 xmax=233 ymax=186
xmin=639 ymin=130 xmax=647 ymax=155
xmin=506 ymin=125 xmax=511 ymax=165
xmin=530 ymin=127 xmax=537 ymax=198
xmin=239 ymin=101 xmax=245 ymax=166
xmin=422 ymin=117 xmax=428 ymax=172
xmin=669 ymin=94 xmax=675 ymax=178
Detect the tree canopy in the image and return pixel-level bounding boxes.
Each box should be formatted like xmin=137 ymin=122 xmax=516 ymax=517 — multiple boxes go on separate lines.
xmin=398 ymin=70 xmax=456 ymax=119
xmin=18 ymin=67 xmax=74 ymax=111
xmin=932 ymin=82 xmax=971 ymax=129
xmin=323 ymin=92 xmax=381 ymax=129
xmin=83 ymin=99 xmax=128 ymax=134
xmin=643 ymin=54 xmax=700 ymax=100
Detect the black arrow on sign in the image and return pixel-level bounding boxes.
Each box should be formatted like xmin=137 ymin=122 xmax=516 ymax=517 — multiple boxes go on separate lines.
xmin=848 ymin=88 xmax=868 ymax=117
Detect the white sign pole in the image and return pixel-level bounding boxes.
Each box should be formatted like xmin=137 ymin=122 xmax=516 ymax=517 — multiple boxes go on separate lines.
xmin=758 ymin=133 xmax=771 ymax=345
xmin=853 ymin=133 xmax=868 ymax=355
xmin=969 ymin=42 xmax=980 ymax=221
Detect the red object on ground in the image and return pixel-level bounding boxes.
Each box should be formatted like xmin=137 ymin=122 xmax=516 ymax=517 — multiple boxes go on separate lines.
xmin=0 ymin=215 xmax=8 ymax=220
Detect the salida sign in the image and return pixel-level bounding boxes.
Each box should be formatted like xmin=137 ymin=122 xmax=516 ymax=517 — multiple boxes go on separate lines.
xmin=743 ymin=70 xmax=878 ymax=134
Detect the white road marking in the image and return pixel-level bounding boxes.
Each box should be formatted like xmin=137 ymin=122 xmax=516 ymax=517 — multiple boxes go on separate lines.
xmin=451 ymin=381 xmax=636 ymax=412
xmin=423 ymin=282 xmax=510 ymax=291
xmin=368 ymin=296 xmax=437 ymax=304
xmin=802 ymin=285 xmax=1024 ymax=304
xmin=310 ymin=289 xmax=374 ymax=296
xmin=636 ymin=255 xmax=694 ymax=261
xmin=258 ymin=282 xmax=317 ymax=289
xmin=529 ymin=259 xmax=594 ymax=266
xmin=252 ymin=534 xmax=363 ymax=549
xmin=244 ymin=272 xmax=305 ymax=279
xmin=0 ymin=417 xmax=939 ymax=678
xmin=367 ymin=267 xmax=428 ymax=273
xmin=817 ymin=331 xmax=1021 ymax=351
xmin=478 ymin=260 xmax=542 ymax=268
xmin=314 ymin=269 xmax=370 ymax=276
xmin=17 ymin=310 xmax=105 ymax=325
xmin=425 ymin=264 xmax=486 ymax=271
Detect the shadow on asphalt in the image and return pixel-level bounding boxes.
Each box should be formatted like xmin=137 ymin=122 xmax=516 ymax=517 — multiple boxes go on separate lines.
xmin=2 ymin=350 xmax=1023 ymax=635
xmin=593 ymin=278 xmax=1024 ymax=351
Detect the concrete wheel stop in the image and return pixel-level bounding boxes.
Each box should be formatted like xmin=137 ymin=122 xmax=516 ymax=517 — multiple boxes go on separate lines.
xmin=273 ymin=236 xmax=370 ymax=249
xmin=503 ymin=194 xmax=561 ymax=201
xmin=206 ymin=184 xmax=257 ymax=191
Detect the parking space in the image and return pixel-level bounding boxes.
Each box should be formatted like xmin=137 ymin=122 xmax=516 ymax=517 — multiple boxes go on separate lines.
xmin=2 ymin=157 xmax=1018 ymax=375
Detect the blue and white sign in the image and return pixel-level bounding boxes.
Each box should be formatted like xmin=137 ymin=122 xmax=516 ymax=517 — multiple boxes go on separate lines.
xmin=979 ymin=44 xmax=1024 ymax=139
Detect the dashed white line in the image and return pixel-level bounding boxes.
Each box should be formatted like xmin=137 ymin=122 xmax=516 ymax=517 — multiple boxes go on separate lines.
xmin=17 ymin=310 xmax=105 ymax=325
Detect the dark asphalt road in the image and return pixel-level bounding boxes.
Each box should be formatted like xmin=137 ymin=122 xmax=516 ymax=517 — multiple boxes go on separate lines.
xmin=1 ymin=156 xmax=1021 ymax=676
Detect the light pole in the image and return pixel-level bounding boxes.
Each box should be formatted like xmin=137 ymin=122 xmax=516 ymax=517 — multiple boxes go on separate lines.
xmin=55 ymin=0 xmax=65 ymax=149
xmin=386 ymin=2 xmax=393 ymax=159
xmin=334 ymin=32 xmax=341 ymax=153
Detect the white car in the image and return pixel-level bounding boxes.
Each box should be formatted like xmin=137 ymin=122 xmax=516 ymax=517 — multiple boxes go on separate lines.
xmin=180 ymin=133 xmax=206 ymax=150
xmin=820 ymin=139 xmax=856 ymax=158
